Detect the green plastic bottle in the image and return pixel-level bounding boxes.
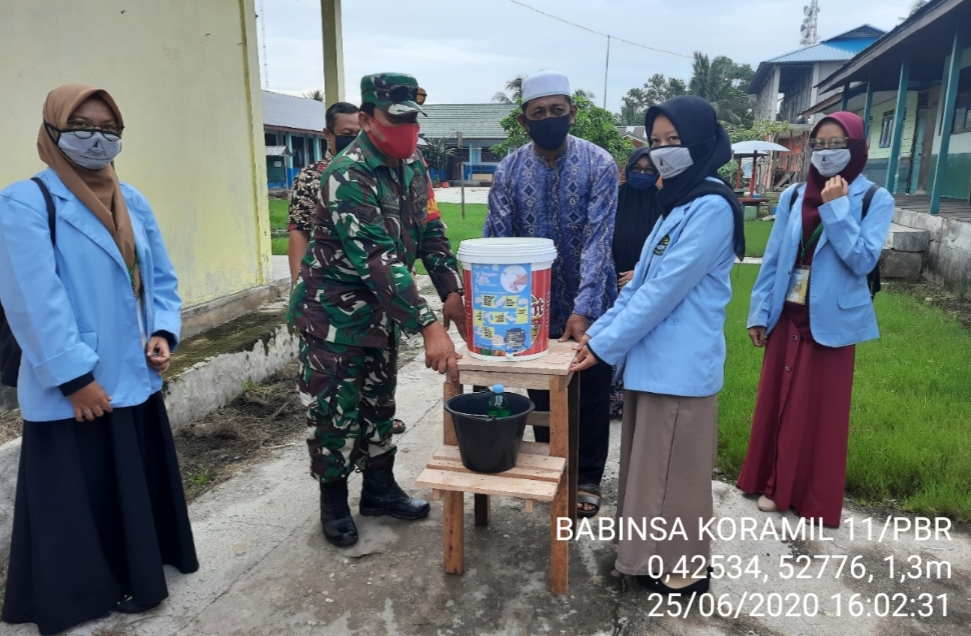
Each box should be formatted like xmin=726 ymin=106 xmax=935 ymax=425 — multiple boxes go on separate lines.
xmin=487 ymin=384 xmax=511 ymax=418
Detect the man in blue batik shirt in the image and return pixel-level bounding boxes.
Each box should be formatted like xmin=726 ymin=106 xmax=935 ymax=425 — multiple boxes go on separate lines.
xmin=485 ymin=70 xmax=618 ymax=518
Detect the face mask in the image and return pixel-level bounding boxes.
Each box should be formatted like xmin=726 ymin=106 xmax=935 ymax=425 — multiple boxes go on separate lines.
xmin=333 ymin=134 xmax=356 ymax=154
xmin=811 ymin=148 xmax=851 ymax=177
xmin=627 ymin=172 xmax=659 ymax=191
xmin=366 ymin=117 xmax=419 ymax=160
xmin=525 ymin=113 xmax=571 ymax=151
xmin=649 ymin=146 xmax=694 ymax=179
xmin=57 ymin=131 xmax=122 ymax=170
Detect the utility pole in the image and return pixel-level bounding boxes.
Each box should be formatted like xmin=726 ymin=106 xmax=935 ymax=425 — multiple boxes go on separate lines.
xmin=457 ymin=132 xmax=465 ymax=219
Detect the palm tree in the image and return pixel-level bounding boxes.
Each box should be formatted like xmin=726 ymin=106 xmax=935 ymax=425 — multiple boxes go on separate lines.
xmin=303 ymin=89 xmax=325 ymax=102
xmin=688 ymin=53 xmax=754 ymax=126
xmin=493 ymin=76 xmax=525 ymax=104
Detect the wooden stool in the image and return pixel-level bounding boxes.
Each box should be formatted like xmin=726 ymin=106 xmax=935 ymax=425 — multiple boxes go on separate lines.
xmin=416 ymin=341 xmax=579 ymax=593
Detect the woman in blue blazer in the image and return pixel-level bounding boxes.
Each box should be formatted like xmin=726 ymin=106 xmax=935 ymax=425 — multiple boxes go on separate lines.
xmin=736 ymin=112 xmax=894 ymax=528
xmin=573 ymin=96 xmax=745 ymax=595
xmin=0 ymin=84 xmax=197 ymax=635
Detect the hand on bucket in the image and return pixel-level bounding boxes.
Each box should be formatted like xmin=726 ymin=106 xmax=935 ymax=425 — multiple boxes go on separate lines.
xmin=442 ymin=292 xmax=468 ymax=344
xmin=422 ymin=321 xmax=462 ymax=382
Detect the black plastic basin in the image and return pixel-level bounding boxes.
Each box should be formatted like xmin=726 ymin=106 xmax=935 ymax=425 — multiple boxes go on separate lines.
xmin=444 ymin=392 xmax=535 ymax=473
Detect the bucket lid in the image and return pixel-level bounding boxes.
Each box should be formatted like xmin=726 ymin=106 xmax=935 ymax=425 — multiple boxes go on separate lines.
xmin=457 ymin=237 xmax=558 ymax=265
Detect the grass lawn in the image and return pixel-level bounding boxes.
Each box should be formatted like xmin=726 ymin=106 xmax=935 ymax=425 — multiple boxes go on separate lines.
xmin=743 ymin=221 xmax=772 ymax=258
xmin=721 ymin=266 xmax=971 ymax=521
xmin=269 ymin=200 xmax=288 ymax=256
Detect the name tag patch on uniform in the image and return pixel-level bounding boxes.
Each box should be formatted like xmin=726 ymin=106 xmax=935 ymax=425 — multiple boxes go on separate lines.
xmin=653 ymin=235 xmax=670 ymax=256
xmin=786 ymin=266 xmax=811 ymax=305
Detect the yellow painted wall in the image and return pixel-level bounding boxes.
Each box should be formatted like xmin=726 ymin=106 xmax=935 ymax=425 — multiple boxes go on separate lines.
xmin=0 ymin=0 xmax=271 ymax=307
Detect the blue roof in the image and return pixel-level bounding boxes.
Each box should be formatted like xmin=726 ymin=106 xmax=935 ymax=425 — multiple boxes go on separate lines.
xmin=764 ymin=38 xmax=875 ymax=64
xmin=749 ymin=25 xmax=885 ymax=93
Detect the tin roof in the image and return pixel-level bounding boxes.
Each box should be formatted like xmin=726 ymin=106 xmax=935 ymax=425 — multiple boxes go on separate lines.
xmin=418 ymin=104 xmax=516 ymax=140
xmin=262 ymin=90 xmax=326 ymax=133
xmin=749 ymin=25 xmax=885 ymax=93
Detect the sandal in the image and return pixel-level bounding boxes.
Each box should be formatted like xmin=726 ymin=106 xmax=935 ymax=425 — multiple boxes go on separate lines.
xmin=392 ymin=419 xmax=406 ymax=435
xmin=577 ymin=483 xmax=601 ymax=518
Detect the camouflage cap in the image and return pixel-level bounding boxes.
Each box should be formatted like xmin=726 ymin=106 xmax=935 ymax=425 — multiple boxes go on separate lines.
xmin=361 ymin=73 xmax=426 ymax=116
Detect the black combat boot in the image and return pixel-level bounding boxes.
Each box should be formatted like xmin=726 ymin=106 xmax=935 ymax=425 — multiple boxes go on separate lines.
xmin=360 ymin=458 xmax=430 ymax=520
xmin=319 ymin=479 xmax=359 ymax=546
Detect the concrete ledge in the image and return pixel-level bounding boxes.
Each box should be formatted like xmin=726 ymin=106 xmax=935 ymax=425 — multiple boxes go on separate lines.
xmin=894 ymin=207 xmax=971 ymax=290
xmin=164 ymin=305 xmax=297 ymax=431
xmin=884 ymin=222 xmax=929 ymax=252
xmin=880 ymin=249 xmax=923 ymax=278
xmin=181 ymin=281 xmax=289 ymax=340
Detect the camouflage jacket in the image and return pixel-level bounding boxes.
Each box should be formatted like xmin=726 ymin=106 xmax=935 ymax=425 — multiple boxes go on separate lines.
xmin=289 ymin=133 xmax=463 ymax=347
xmin=288 ymin=156 xmax=332 ymax=232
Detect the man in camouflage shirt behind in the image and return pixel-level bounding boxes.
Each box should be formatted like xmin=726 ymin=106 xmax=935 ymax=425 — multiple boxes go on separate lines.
xmin=287 ymin=101 xmax=361 ymax=285
xmin=289 ymin=73 xmax=467 ymax=547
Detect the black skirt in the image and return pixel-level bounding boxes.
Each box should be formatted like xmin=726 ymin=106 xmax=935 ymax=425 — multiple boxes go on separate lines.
xmin=1 ymin=392 xmax=198 ymax=635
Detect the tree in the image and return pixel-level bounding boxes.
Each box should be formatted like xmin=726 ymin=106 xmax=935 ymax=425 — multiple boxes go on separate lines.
xmin=303 ymin=89 xmax=324 ymax=102
xmin=493 ymin=76 xmax=525 ymax=104
xmin=422 ymin=137 xmax=455 ymax=172
xmin=688 ymin=53 xmax=755 ymax=127
xmin=617 ymin=74 xmax=687 ymax=125
xmin=490 ymin=95 xmax=634 ymax=164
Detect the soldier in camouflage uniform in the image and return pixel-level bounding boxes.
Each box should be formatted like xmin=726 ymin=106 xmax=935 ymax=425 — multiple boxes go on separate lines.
xmin=289 ymin=73 xmax=467 ymax=547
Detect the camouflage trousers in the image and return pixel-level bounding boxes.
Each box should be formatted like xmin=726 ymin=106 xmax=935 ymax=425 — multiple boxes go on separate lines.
xmin=297 ymin=335 xmax=398 ymax=483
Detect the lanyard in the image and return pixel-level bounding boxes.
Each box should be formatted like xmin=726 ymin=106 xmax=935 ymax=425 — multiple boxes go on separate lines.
xmin=800 ymin=224 xmax=823 ymax=264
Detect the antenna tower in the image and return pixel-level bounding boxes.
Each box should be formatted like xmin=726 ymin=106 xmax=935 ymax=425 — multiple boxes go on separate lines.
xmin=800 ymin=0 xmax=820 ymax=46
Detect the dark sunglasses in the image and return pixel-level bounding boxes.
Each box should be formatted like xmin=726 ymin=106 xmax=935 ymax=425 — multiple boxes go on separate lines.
xmin=416 ymin=88 xmax=427 ymax=105
xmin=374 ymin=85 xmax=418 ymax=103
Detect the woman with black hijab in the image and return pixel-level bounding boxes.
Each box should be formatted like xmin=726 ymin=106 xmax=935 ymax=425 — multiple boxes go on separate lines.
xmin=609 ymin=147 xmax=661 ymax=417
xmin=572 ymin=96 xmax=743 ymax=595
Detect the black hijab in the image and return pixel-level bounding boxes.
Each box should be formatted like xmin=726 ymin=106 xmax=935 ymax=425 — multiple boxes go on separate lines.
xmin=644 ymin=96 xmax=745 ymax=259
xmin=613 ymin=147 xmax=661 ymax=273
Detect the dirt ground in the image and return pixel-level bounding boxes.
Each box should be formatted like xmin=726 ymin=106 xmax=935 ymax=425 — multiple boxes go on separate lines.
xmin=887 ymin=276 xmax=971 ymax=329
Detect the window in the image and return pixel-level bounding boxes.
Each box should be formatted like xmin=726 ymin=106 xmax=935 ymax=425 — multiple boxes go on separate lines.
xmin=481 ymin=147 xmax=505 ymax=163
xmin=879 ymin=110 xmax=894 ymax=148
xmin=264 ymin=131 xmax=277 ymax=146
xmin=951 ymin=66 xmax=971 ymax=135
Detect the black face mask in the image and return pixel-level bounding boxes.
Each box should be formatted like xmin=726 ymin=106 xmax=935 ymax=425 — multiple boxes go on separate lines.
xmin=525 ymin=114 xmax=571 ymax=151
xmin=333 ymin=134 xmax=356 ymax=154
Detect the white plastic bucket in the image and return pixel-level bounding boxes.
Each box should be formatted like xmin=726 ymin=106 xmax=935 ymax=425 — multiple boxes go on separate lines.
xmin=457 ymin=238 xmax=558 ymax=361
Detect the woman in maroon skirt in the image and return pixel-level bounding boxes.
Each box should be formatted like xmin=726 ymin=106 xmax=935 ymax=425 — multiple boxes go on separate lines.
xmin=737 ymin=112 xmax=894 ymax=527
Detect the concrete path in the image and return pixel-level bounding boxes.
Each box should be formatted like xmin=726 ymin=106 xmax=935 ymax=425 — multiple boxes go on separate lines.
xmin=433 ymin=187 xmax=490 ymax=205
xmin=3 ymin=277 xmax=968 ymax=635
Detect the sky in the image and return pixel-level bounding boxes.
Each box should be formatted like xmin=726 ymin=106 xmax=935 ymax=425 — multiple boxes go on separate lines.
xmin=255 ymin=0 xmax=916 ymax=111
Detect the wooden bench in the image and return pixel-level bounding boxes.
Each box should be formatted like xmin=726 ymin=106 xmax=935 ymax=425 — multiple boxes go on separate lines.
xmin=415 ymin=341 xmax=579 ymax=593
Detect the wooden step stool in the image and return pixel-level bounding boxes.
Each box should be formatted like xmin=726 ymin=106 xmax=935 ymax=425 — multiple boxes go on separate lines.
xmin=416 ymin=341 xmax=579 ymax=593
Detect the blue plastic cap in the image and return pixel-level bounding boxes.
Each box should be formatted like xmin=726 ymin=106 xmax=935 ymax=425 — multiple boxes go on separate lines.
xmin=492 ymin=384 xmax=504 ymax=393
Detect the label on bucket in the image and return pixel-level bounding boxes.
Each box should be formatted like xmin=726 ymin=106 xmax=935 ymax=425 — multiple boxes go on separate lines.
xmin=470 ymin=263 xmax=533 ymax=354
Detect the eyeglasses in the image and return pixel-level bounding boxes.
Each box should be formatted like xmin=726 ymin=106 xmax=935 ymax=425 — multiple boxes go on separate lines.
xmin=416 ymin=88 xmax=427 ymax=105
xmin=628 ymin=165 xmax=656 ymax=174
xmin=47 ymin=122 xmax=124 ymax=141
xmin=374 ymin=85 xmax=418 ymax=103
xmin=809 ymin=136 xmax=849 ymax=150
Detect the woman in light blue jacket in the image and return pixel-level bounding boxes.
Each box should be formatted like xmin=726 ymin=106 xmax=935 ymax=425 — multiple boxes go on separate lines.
xmin=736 ymin=111 xmax=894 ymax=528
xmin=572 ymin=96 xmax=744 ymax=595
xmin=0 ymin=84 xmax=197 ymax=636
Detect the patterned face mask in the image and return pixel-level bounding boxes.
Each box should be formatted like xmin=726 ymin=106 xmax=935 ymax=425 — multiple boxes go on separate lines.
xmin=648 ymin=146 xmax=694 ymax=179
xmin=811 ymin=149 xmax=852 ymax=177
xmin=56 ymin=130 xmax=122 ymax=170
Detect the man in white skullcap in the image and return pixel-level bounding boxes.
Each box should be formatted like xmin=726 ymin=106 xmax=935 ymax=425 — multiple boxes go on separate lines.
xmin=484 ymin=70 xmax=618 ymax=518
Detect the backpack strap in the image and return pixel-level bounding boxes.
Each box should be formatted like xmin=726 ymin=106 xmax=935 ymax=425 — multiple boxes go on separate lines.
xmin=787 ymin=183 xmax=804 ymax=212
xmin=861 ymin=183 xmax=881 ymax=219
xmin=30 ymin=177 xmax=56 ymax=245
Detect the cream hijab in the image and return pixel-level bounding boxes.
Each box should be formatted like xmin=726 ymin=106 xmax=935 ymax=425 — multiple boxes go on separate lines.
xmin=37 ymin=83 xmax=140 ymax=294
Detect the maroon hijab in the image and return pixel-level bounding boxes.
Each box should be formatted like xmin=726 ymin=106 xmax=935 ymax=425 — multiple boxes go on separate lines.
xmin=801 ymin=111 xmax=868 ymax=264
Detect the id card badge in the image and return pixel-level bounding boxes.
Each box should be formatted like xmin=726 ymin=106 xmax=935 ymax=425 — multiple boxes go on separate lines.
xmin=785 ymin=266 xmax=810 ymax=305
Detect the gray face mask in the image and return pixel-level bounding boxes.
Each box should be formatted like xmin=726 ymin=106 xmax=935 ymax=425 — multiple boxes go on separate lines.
xmin=649 ymin=146 xmax=694 ymax=179
xmin=811 ymin=148 xmax=851 ymax=177
xmin=57 ymin=131 xmax=122 ymax=170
